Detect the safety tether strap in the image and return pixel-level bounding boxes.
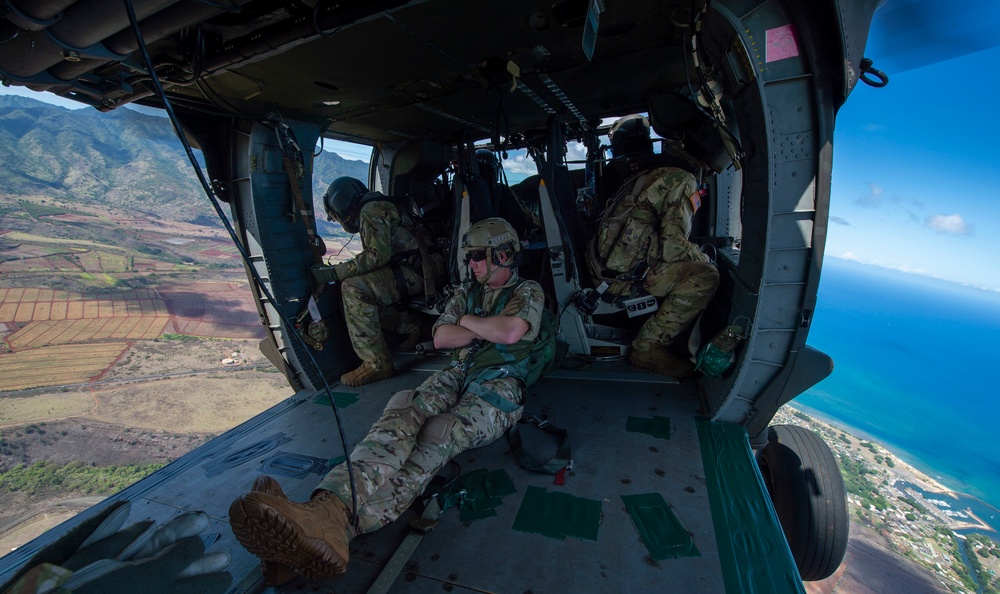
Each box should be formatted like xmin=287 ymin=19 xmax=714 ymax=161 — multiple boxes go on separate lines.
xmin=464 ymin=366 xmax=525 ymax=413
xmin=410 ymin=219 xmax=438 ymax=306
xmin=507 ymin=416 xmax=572 ymax=475
xmin=277 ymin=128 xmax=328 ymax=350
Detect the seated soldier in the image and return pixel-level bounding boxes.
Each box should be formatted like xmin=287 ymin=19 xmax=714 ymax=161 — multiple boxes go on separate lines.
xmin=476 ymin=149 xmax=540 ymax=241
xmin=311 ymin=177 xmax=445 ymax=386
xmin=229 ymin=218 xmax=544 ymax=584
xmin=587 ymin=114 xmax=719 ymax=377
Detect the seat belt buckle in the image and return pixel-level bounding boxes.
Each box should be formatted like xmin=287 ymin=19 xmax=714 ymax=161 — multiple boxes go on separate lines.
xmin=524 ymin=414 xmax=549 ymax=428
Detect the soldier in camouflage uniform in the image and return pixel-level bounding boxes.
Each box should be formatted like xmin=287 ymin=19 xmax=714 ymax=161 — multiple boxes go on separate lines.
xmin=229 ymin=218 xmax=543 ymax=584
xmin=587 ymin=115 xmax=719 ymax=377
xmin=311 ymin=177 xmax=444 ymax=387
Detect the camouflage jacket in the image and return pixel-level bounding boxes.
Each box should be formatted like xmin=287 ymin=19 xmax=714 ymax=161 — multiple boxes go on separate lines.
xmin=332 ymin=197 xmax=420 ymax=280
xmin=432 ymin=273 xmax=544 ymax=373
xmin=587 ymin=166 xmax=708 ymax=284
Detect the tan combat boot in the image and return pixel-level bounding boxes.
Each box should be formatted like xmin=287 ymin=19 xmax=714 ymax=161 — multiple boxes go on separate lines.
xmin=340 ymin=360 xmax=394 ymax=387
xmin=229 ymin=489 xmax=353 ymax=581
xmin=629 ymin=345 xmax=695 ymax=378
xmin=249 ymin=476 xmax=296 ymax=586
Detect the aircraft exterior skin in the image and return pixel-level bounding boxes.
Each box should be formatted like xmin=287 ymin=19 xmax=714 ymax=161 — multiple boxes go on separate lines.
xmin=0 ymin=0 xmax=885 ymax=591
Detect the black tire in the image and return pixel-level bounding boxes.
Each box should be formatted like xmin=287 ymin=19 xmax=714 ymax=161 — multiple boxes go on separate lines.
xmin=758 ymin=424 xmax=849 ymax=581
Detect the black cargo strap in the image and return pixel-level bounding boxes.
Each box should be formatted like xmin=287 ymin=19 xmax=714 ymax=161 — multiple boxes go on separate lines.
xmin=411 ymin=221 xmax=438 ymax=306
xmin=507 ymin=415 xmax=572 ymax=475
xmin=389 ymin=264 xmax=410 ymax=300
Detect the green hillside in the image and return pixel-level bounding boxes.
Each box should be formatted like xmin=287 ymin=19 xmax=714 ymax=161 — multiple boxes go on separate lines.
xmin=0 ymin=96 xmax=368 ymax=227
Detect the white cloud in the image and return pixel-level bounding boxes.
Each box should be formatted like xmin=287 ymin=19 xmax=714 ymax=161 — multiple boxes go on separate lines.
xmin=829 ymin=215 xmax=850 ymax=226
xmin=925 ymin=213 xmax=974 ymax=236
xmin=566 ymin=141 xmax=587 ymax=167
xmin=500 ymin=152 xmax=538 ymax=182
xmin=854 ymin=182 xmax=884 ymax=207
xmin=839 ymin=252 xmax=859 ymax=261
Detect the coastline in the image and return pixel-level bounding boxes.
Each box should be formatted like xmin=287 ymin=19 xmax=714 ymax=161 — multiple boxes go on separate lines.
xmin=788 ymin=402 xmax=959 ymax=497
xmin=779 ymin=404 xmax=999 ymax=538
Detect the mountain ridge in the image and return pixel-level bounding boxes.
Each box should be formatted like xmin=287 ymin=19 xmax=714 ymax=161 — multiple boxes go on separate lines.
xmin=0 ymin=95 xmax=367 ymax=228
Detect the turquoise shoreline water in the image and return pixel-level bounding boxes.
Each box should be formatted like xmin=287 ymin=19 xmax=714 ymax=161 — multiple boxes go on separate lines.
xmin=792 ymin=258 xmax=1000 ymax=518
xmin=791 ymin=402 xmax=1000 ymax=537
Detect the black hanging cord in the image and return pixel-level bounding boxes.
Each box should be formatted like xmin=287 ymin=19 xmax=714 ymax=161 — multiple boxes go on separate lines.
xmin=122 ymin=0 xmax=359 ymax=519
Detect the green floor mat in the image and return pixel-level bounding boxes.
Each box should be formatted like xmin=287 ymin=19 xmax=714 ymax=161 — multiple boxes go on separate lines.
xmin=438 ymin=468 xmax=517 ymax=522
xmin=626 ymin=415 xmax=672 ymax=440
xmin=621 ymin=493 xmax=699 ymax=560
xmin=312 ymin=391 xmax=359 ymax=408
xmin=511 ymin=486 xmax=602 ymax=541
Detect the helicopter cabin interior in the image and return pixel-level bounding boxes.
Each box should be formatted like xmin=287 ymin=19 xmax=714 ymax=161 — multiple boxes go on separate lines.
xmin=0 ymin=0 xmax=878 ymax=591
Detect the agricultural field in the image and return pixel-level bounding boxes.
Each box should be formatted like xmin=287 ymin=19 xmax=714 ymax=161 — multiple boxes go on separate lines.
xmin=0 ymin=280 xmax=265 ymax=391
xmin=0 ymin=288 xmax=169 ymax=352
xmin=0 ymin=342 xmax=128 ymax=391
xmin=0 ymin=185 xmax=295 ymax=551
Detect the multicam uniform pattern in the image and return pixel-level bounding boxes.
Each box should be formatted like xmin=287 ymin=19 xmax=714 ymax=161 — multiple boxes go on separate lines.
xmin=318 ymin=273 xmax=543 ymax=532
xmin=587 ymin=167 xmax=719 ymax=350
xmin=332 ymin=198 xmax=442 ymax=364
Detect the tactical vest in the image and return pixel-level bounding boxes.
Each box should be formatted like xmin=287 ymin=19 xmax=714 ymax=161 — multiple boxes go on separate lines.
xmin=359 ymin=195 xmax=443 ymax=303
xmin=457 ymin=280 xmax=537 ymax=381
xmin=587 ymin=171 xmax=659 ymax=296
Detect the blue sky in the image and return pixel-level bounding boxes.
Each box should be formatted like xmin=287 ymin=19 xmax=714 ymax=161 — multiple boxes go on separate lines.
xmin=826 ymin=45 xmax=1000 ymax=292
xmin=3 ymin=29 xmax=998 ymax=291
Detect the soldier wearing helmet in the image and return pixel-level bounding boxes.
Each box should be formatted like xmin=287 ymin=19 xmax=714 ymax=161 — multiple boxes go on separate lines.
xmin=311 ymin=176 xmax=445 ymax=387
xmin=475 ymin=149 xmax=541 ymax=241
xmin=229 ymin=218 xmax=544 ymax=583
xmin=588 ymin=114 xmax=719 ymax=377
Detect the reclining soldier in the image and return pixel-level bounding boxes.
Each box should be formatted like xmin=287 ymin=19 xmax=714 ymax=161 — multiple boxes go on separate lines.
xmin=311 ymin=177 xmax=445 ymax=387
xmin=587 ymin=114 xmax=720 ymax=377
xmin=229 ymin=217 xmax=544 ymax=584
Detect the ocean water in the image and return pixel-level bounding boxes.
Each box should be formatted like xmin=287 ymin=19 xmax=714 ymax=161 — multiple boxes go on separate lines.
xmin=793 ymin=258 xmax=1000 ymax=515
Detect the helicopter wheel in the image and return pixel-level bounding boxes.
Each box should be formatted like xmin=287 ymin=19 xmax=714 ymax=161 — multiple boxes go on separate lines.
xmin=758 ymin=424 xmax=849 ymax=581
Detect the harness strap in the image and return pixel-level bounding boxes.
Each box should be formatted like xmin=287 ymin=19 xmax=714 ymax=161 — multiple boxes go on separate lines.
xmin=389 ymin=264 xmax=410 ymax=300
xmin=281 ymin=155 xmax=325 ymax=265
xmin=411 ymin=221 xmax=438 ymax=306
xmin=464 ymin=366 xmax=524 ymax=413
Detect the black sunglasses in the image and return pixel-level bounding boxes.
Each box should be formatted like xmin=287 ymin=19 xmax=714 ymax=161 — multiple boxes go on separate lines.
xmin=467 ymin=249 xmax=488 ymax=263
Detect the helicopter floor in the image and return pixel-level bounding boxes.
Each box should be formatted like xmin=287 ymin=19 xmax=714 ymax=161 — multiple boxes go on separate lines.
xmin=0 ymin=353 xmax=798 ymax=593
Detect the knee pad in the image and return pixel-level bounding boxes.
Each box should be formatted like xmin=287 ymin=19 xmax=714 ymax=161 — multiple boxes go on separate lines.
xmin=385 ymin=389 xmax=417 ymax=411
xmin=382 ymin=390 xmax=417 ymax=418
xmin=417 ymin=413 xmax=459 ymax=446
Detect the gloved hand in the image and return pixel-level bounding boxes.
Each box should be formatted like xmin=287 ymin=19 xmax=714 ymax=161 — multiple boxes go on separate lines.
xmin=311 ymin=264 xmax=339 ymax=284
xmin=0 ymin=502 xmax=232 ymax=594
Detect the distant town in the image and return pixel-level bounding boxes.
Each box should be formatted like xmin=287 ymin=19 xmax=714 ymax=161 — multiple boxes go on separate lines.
xmin=774 ymin=407 xmax=1000 ymax=593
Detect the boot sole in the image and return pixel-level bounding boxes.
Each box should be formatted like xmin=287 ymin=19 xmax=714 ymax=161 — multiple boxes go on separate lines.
xmin=250 ymin=477 xmax=295 ymax=585
xmin=229 ymin=495 xmax=347 ymax=580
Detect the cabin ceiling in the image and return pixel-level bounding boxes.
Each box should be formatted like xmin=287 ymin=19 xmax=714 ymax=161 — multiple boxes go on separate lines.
xmin=0 ymin=0 xmax=707 ymax=144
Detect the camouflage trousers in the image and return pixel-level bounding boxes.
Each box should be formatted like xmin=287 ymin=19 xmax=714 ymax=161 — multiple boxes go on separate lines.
xmin=631 ymin=259 xmax=719 ymax=351
xmin=316 ymin=365 xmax=524 ymax=533
xmin=341 ymin=265 xmax=424 ymax=364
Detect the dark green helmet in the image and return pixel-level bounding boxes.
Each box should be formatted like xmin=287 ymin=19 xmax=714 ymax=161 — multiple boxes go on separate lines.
xmin=322 ymin=177 xmax=368 ymax=233
xmin=475 ymin=148 xmax=498 ymax=183
xmin=609 ymin=114 xmax=653 ymax=159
